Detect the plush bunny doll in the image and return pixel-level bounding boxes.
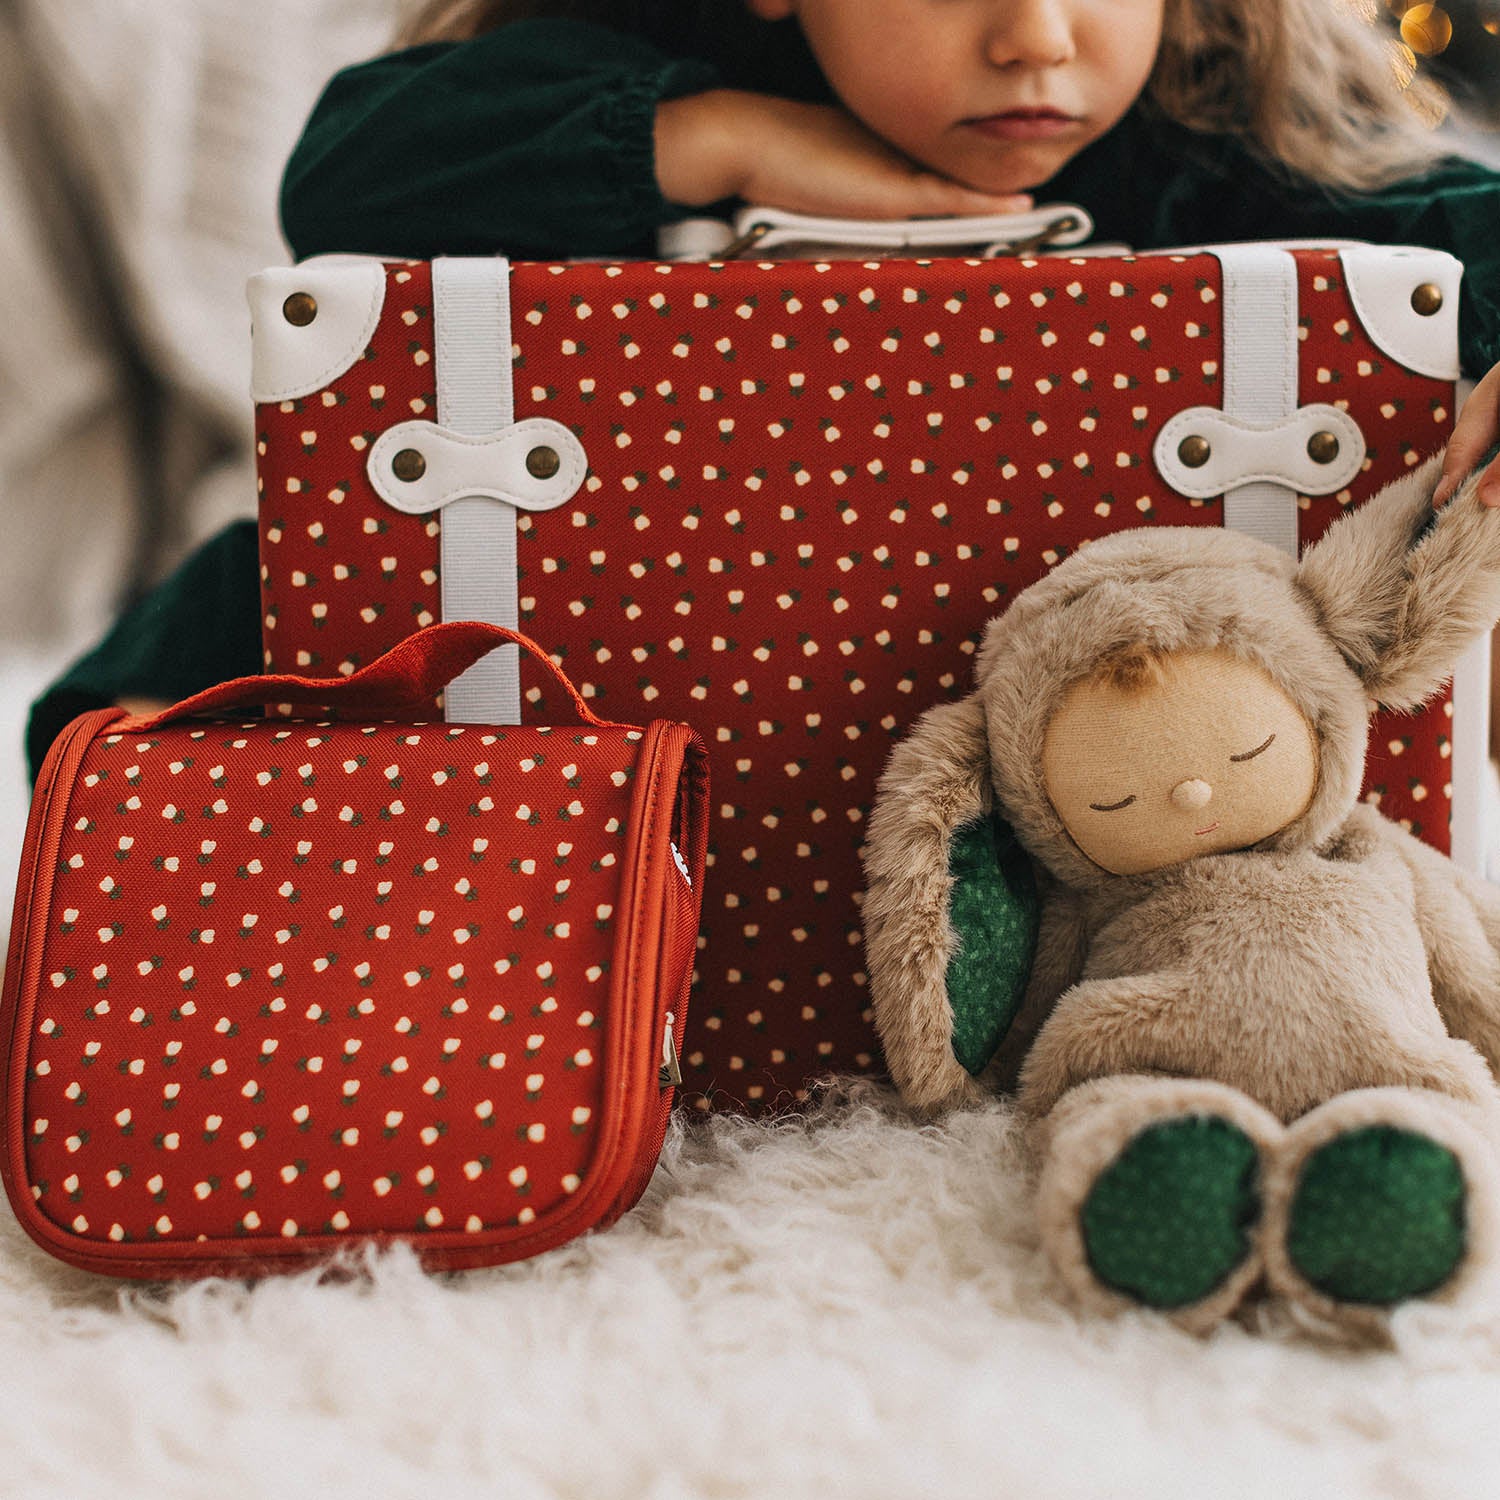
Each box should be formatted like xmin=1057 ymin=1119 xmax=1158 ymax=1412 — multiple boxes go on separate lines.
xmin=863 ymin=453 xmax=1500 ymax=1337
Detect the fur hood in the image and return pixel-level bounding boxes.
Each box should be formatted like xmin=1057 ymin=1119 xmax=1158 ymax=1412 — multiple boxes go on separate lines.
xmin=973 ymin=526 xmax=1367 ymax=894
xmin=973 ymin=455 xmax=1500 ymax=894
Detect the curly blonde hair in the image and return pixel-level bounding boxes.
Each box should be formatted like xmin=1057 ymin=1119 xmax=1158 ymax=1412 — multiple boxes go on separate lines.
xmin=393 ymin=0 xmax=1452 ymax=193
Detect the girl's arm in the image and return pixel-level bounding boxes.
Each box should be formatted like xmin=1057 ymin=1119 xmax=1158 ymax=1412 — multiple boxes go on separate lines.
xmin=654 ymin=90 xmax=1032 ymax=223
xmin=26 ymin=523 xmax=262 ymax=784
xmin=281 ymin=21 xmax=718 ymax=260
xmin=281 ymin=20 xmax=1027 ymax=263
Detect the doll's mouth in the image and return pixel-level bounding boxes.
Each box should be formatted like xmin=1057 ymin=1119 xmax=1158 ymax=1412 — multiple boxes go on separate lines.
xmin=1194 ymin=821 xmax=1221 ymax=837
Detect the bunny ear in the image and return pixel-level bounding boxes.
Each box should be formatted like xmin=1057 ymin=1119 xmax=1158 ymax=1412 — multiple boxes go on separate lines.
xmin=863 ymin=693 xmax=1004 ymax=1112
xmin=1296 ymin=453 xmax=1500 ymax=713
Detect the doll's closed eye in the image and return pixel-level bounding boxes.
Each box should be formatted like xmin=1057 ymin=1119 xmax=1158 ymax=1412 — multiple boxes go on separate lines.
xmin=1229 ymin=733 xmax=1275 ymax=763
xmin=1088 ymin=794 xmax=1136 ymax=812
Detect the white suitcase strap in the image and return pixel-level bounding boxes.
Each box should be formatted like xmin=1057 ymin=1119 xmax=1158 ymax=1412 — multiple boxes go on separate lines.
xmin=1216 ymin=245 xmax=1315 ymax=556
xmin=1150 ymin=243 xmax=1482 ymax=874
xmin=1152 ymin=243 xmax=1463 ymax=558
xmin=431 ymin=257 xmax=522 ymax=725
xmin=1155 ymin=245 xmax=1351 ymax=556
xmin=248 ymin=255 xmax=584 ymax=724
xmin=362 ymin=257 xmax=587 ymax=724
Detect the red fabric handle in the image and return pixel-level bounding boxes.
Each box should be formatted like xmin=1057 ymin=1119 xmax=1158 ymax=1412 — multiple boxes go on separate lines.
xmin=133 ymin=622 xmax=630 ymax=729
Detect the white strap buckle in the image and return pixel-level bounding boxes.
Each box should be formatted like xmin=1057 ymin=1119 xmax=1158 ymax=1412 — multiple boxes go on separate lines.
xmin=368 ymin=419 xmax=585 ymax=515
xmin=1153 ymin=404 xmax=1366 ymax=501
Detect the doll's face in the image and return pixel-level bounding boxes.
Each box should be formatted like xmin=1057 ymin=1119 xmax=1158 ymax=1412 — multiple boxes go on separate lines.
xmin=745 ymin=0 xmax=1165 ymax=196
xmin=1041 ymin=649 xmax=1319 ymax=876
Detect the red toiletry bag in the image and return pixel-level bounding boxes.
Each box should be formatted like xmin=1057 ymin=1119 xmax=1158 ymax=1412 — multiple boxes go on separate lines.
xmin=1 ymin=622 xmax=708 ymax=1277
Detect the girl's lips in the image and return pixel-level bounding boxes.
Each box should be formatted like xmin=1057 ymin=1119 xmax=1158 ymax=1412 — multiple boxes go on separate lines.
xmin=964 ymin=110 xmax=1079 ymax=142
xmin=1194 ymin=821 xmax=1222 ymax=837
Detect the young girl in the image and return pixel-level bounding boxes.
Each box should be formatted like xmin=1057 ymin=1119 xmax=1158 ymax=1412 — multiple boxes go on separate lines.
xmin=27 ymin=0 xmax=1500 ymax=778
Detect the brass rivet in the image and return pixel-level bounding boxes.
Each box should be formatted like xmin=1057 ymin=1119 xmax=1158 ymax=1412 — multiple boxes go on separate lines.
xmin=1411 ymin=282 xmax=1443 ymax=316
xmin=391 ymin=448 xmax=426 ymax=482
xmin=282 ymin=292 xmax=318 ymax=327
xmin=526 ymin=444 xmax=561 ymax=480
xmin=1178 ymin=435 xmax=1211 ymax=469
xmin=1307 ymin=430 xmax=1340 ymax=465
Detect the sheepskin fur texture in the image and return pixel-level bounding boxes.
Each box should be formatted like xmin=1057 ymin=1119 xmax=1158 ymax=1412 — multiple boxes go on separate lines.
xmin=9 ymin=1081 xmax=1500 ymax=1498
xmin=863 ymin=455 xmax=1500 ymax=1335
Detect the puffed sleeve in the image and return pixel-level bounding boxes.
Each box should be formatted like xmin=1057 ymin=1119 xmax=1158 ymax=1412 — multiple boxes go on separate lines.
xmin=280 ymin=19 xmax=721 ymax=261
xmin=1073 ymin=116 xmax=1500 ymax=378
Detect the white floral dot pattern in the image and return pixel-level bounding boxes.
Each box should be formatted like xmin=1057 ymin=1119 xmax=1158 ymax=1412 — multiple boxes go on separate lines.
xmin=12 ymin=713 xmax=702 ymax=1267
xmin=255 ymin=253 xmax=1456 ymax=1109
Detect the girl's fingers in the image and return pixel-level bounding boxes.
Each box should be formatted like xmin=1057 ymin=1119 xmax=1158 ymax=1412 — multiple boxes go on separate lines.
xmin=730 ymin=99 xmax=1040 ymax=223
xmin=1478 ymin=452 xmax=1500 ymax=508
xmin=928 ymin=186 xmax=1034 ymax=216
xmin=1434 ymin=362 xmax=1500 ymax=506
xmin=857 ymin=175 xmax=1031 ymax=220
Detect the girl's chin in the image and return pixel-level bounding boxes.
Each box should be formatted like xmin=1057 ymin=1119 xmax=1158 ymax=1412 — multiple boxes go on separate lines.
xmin=931 ymin=141 xmax=1086 ymax=199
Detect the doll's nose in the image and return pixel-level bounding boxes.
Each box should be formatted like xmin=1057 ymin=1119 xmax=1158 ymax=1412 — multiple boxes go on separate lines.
xmin=1170 ymin=778 xmax=1213 ymax=812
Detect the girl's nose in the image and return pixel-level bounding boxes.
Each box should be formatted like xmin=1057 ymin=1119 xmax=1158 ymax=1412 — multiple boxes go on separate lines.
xmin=1170 ymin=778 xmax=1214 ymax=812
xmin=983 ymin=0 xmax=1077 ymax=69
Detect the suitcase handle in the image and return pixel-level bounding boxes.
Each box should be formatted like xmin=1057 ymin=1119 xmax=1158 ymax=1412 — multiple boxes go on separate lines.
xmin=657 ymin=203 xmax=1099 ymax=261
xmin=129 ymin=622 xmax=627 ymax=730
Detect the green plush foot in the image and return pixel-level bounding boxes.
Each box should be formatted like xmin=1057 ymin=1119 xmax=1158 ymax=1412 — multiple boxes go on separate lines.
xmin=1081 ymin=1115 xmax=1262 ymax=1309
xmin=1287 ymin=1126 xmax=1467 ymax=1305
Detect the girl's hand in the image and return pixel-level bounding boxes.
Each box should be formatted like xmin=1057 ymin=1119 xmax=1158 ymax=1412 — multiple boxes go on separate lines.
xmin=655 ymin=89 xmax=1032 ymax=221
xmin=1434 ymin=360 xmax=1500 ymax=508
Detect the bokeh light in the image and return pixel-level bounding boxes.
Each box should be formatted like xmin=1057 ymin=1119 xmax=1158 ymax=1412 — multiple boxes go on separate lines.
xmin=1380 ymin=1 xmax=1499 ymax=129
xmin=1401 ymin=3 xmax=1455 ymax=53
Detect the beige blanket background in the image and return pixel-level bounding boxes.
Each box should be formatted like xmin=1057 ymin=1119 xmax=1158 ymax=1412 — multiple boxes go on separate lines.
xmin=0 ymin=0 xmax=400 ymax=952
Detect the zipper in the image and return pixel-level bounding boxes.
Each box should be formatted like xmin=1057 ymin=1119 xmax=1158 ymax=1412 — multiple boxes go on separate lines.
xmin=629 ymin=1007 xmax=687 ymax=1215
xmin=600 ymin=727 xmax=702 ymax=1225
xmin=659 ymin=1009 xmax=683 ymax=1089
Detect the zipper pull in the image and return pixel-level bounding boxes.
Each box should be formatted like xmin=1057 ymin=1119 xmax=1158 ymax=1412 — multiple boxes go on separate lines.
xmin=659 ymin=1010 xmax=683 ymax=1090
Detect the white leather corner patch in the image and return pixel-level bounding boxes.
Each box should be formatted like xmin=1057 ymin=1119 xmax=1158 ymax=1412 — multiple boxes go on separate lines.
xmin=1339 ymin=246 xmax=1462 ymax=380
xmin=1153 ymin=404 xmax=1367 ymax=499
xmin=367 ymin=418 xmax=586 ymax=514
xmin=248 ymin=257 xmax=388 ymax=403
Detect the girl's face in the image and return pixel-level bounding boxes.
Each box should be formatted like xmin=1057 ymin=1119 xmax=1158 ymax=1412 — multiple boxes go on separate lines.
xmin=747 ymin=0 xmax=1165 ymax=195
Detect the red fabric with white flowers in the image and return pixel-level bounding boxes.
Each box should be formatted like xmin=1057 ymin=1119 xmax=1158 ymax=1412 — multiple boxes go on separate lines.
xmin=255 ymin=253 xmax=1456 ymax=1109
xmin=6 ymin=697 xmax=704 ymax=1273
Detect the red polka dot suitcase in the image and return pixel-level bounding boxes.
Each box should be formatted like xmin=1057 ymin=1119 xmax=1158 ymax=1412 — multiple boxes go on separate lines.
xmin=246 ymin=241 xmax=1484 ymax=1111
xmin=1 ymin=623 xmax=709 ymax=1277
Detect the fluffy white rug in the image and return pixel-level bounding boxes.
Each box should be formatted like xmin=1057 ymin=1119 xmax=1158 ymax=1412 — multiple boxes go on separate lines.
xmin=6 ymin=650 xmax=1500 ymax=1498
xmin=4 ymin=1081 xmax=1500 ymax=1500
